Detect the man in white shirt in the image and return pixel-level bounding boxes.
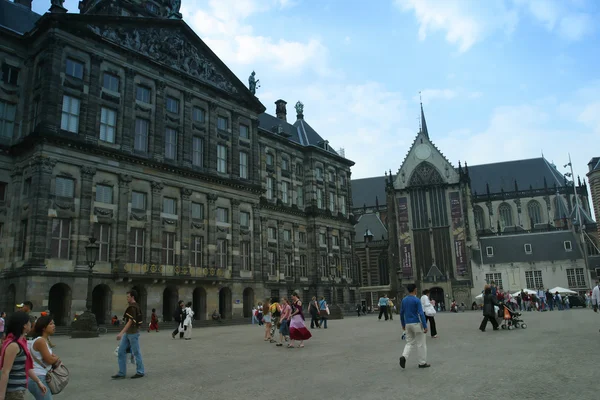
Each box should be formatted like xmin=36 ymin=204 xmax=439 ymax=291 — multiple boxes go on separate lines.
xmin=378 ymin=294 xmax=389 ymax=321
xmin=592 ymin=282 xmax=600 ymax=312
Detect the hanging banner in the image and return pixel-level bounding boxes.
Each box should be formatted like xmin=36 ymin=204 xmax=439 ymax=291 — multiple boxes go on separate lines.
xmin=449 ymin=192 xmax=468 ymax=275
xmin=397 ymin=197 xmax=412 ymax=278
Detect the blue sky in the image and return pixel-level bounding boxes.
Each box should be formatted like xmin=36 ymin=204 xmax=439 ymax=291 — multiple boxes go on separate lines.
xmin=33 ymin=0 xmax=600 ymax=182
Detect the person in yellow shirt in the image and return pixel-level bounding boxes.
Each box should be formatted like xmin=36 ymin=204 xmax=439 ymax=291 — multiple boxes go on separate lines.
xmin=269 ymin=299 xmax=281 ymax=343
xmin=388 ymin=298 xmax=394 ymax=320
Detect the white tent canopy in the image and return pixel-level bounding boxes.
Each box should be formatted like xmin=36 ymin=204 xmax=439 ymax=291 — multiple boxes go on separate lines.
xmin=511 ymin=288 xmax=537 ymax=297
xmin=549 ymin=287 xmax=577 ymax=295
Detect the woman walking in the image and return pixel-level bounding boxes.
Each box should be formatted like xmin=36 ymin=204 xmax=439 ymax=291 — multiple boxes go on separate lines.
xmin=183 ymin=302 xmax=194 ymax=340
xmin=318 ymin=296 xmax=329 ymax=329
xmin=277 ymin=297 xmax=291 ymax=346
xmin=288 ymin=293 xmax=312 ymax=348
xmin=28 ymin=315 xmax=59 ymax=399
xmin=263 ymin=299 xmax=273 ymax=342
xmin=308 ymin=297 xmax=320 ymax=329
xmin=0 ymin=311 xmax=47 ymax=400
xmin=420 ymin=289 xmax=438 ymax=338
xmin=479 ymin=287 xmax=500 ymax=332
xmin=147 ymin=308 xmax=159 ymax=333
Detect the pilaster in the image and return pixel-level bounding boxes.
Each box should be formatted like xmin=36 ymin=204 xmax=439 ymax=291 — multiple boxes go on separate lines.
xmin=180 ymin=188 xmax=192 ymax=266
xmin=230 ymin=199 xmax=240 ymax=275
xmin=150 ymin=181 xmax=163 ymax=265
xmin=75 ymin=166 xmax=96 ymax=268
xmin=207 ymin=193 xmax=218 ymax=267
xmin=29 ymin=157 xmax=57 ymax=265
xmin=114 ymin=174 xmax=132 ymax=271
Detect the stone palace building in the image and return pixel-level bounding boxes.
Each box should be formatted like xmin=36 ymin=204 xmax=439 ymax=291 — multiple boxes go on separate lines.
xmin=352 ymin=107 xmax=599 ymax=308
xmin=0 ymin=0 xmax=356 ymax=325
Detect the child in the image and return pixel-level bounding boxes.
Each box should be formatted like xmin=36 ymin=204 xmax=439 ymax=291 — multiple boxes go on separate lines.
xmin=148 ymin=308 xmax=159 ymax=333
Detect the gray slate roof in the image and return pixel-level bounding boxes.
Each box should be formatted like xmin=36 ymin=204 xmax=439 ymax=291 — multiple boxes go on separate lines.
xmin=354 ymin=213 xmax=387 ymax=243
xmin=476 ymin=231 xmax=582 ymax=264
xmin=0 ymin=0 xmax=41 ymax=35
xmin=351 ymin=175 xmax=389 ymax=209
xmin=589 ymin=157 xmax=600 ymax=172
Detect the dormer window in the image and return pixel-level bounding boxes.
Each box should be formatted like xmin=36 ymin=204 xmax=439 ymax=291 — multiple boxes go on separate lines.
xmin=524 ymin=243 xmax=532 ymax=254
xmin=564 ymin=241 xmax=572 ymax=251
xmin=485 ymin=246 xmax=494 ymax=257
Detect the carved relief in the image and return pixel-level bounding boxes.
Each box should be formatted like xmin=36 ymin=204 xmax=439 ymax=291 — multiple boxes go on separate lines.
xmin=231 ymin=199 xmax=240 ymax=207
xmin=181 ymin=188 xmax=192 ymax=200
xmin=163 ymin=218 xmax=177 ymax=226
xmin=217 ymin=226 xmax=229 ymax=233
xmin=54 ymin=197 xmax=74 ymax=211
xmin=151 ymin=181 xmax=164 ymax=193
xmin=130 ymin=212 xmax=147 ymax=221
xmin=191 ymin=221 xmax=204 ymax=230
xmin=408 ymin=163 xmax=444 ymax=186
xmin=119 ymin=174 xmax=132 ymax=186
xmin=81 ymin=166 xmax=97 ymax=178
xmin=207 ymin=193 xmax=218 ymax=203
xmin=31 ymin=157 xmax=57 ymax=174
xmin=88 ymin=26 xmax=238 ymax=94
xmin=94 ymin=207 xmax=114 ymax=218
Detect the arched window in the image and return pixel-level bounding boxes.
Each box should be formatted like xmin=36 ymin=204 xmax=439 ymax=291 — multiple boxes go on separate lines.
xmin=527 ymin=200 xmax=542 ymax=226
xmin=498 ymin=203 xmax=513 ymax=228
xmin=473 ymin=206 xmax=485 ymax=230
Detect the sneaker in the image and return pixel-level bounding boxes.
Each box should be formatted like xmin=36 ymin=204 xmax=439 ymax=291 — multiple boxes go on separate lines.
xmin=418 ymin=363 xmax=431 ymax=368
xmin=111 ymin=374 xmax=126 ymax=380
xmin=130 ymin=373 xmax=144 ymax=379
xmin=399 ymin=356 xmax=406 ymax=369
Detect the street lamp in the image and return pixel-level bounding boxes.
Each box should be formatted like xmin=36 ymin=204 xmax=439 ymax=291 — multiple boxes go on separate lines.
xmin=71 ymin=237 xmax=100 ymax=338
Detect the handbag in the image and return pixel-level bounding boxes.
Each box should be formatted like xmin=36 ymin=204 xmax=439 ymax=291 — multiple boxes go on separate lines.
xmin=325 ymin=305 xmax=330 ymax=315
xmin=31 ymin=350 xmax=70 ymax=394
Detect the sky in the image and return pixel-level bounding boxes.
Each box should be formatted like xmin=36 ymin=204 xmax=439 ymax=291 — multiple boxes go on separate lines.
xmin=33 ymin=0 xmax=600 ymax=183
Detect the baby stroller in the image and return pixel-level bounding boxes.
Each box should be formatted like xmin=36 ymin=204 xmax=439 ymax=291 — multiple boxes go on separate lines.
xmin=497 ymin=303 xmax=527 ymax=330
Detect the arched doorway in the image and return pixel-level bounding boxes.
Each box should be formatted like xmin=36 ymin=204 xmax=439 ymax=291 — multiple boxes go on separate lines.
xmin=218 ymin=287 xmax=232 ymax=319
xmin=130 ymin=285 xmax=147 ymax=318
xmin=162 ymin=286 xmax=179 ymax=321
xmin=6 ymin=284 xmax=16 ymax=314
xmin=242 ymin=288 xmax=254 ymax=318
xmin=429 ymin=287 xmax=445 ymax=310
xmin=48 ymin=283 xmax=72 ymax=326
xmin=193 ymin=287 xmax=207 ymax=320
xmin=92 ymin=284 xmax=112 ymax=324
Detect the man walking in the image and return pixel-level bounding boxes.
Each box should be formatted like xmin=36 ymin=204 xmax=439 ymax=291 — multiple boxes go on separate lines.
xmin=399 ymin=284 xmax=429 ymax=369
xmin=172 ymin=300 xmax=185 ymax=339
xmin=378 ymin=294 xmax=389 ymax=321
xmin=112 ymin=290 xmax=145 ymax=379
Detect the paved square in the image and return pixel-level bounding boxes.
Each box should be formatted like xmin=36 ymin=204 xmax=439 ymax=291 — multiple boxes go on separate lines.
xmin=52 ymin=309 xmax=595 ymax=400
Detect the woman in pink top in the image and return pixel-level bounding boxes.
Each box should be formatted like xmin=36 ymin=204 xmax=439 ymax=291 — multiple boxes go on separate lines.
xmin=276 ymin=298 xmax=291 ymax=347
xmin=0 ymin=312 xmax=5 ymax=343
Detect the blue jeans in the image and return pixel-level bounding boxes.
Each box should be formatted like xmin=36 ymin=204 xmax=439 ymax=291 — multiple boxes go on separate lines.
xmin=117 ymin=333 xmax=144 ymax=376
xmin=319 ymin=316 xmax=328 ymax=328
xmin=28 ymin=374 xmax=52 ymax=400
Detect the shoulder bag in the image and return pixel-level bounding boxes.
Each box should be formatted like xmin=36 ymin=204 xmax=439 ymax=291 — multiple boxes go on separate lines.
xmin=30 ymin=340 xmax=70 ymax=395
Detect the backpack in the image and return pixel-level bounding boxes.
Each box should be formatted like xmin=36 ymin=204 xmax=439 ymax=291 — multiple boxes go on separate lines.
xmin=272 ymin=303 xmax=281 ymax=317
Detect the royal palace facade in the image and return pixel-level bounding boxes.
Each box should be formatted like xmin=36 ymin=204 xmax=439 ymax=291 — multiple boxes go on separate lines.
xmin=0 ymin=0 xmax=356 ymax=325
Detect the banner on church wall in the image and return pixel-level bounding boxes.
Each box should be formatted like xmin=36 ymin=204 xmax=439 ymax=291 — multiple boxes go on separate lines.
xmin=449 ymin=192 xmax=468 ymax=275
xmin=397 ymin=197 xmax=412 ymax=278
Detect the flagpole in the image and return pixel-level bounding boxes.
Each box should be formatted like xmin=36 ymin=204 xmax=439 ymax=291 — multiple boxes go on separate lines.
xmin=568 ymin=154 xmax=590 ymax=291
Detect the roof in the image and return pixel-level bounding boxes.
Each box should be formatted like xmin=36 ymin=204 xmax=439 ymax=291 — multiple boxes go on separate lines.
xmin=351 ymin=175 xmax=389 ymax=209
xmin=354 ymin=213 xmax=387 ymax=243
xmin=570 ymin=204 xmax=595 ymax=226
xmin=478 ymin=231 xmax=582 ymax=264
xmin=589 ymin=157 xmax=600 ymax=173
xmin=0 ymin=0 xmax=41 ymax=35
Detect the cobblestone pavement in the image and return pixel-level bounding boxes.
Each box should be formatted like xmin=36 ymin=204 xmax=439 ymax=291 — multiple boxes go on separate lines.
xmin=48 ymin=308 xmax=595 ymax=400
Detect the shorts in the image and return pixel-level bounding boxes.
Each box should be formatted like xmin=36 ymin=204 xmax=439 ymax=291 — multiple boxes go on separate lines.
xmin=263 ymin=315 xmax=271 ymax=323
xmin=279 ymin=319 xmax=290 ymax=336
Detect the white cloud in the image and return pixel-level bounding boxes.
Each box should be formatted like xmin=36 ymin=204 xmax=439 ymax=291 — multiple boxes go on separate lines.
xmin=414 ymin=88 xmax=482 ymax=105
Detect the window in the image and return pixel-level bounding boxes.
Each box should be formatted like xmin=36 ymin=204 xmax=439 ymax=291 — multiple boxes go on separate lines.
xmin=284 ymin=229 xmax=291 ymax=241
xmin=131 ymin=191 xmax=146 ymax=211
xmin=217 ymin=116 xmax=228 ymax=130
xmin=316 ymin=167 xmax=323 ymax=180
xmin=240 ymin=211 xmax=250 ymax=228
xmin=524 ymin=243 xmax=532 ymax=254
xmin=239 ymin=124 xmax=249 ymax=139
xmin=299 ymin=255 xmax=307 ymax=277
xmin=343 ymin=237 xmax=349 ymax=247
xmin=345 ymin=258 xmax=352 ymax=278
xmin=192 ymin=137 xmax=204 ymax=167
xmin=95 ymin=223 xmax=111 ymax=262
xmin=240 ymin=241 xmax=251 ymax=271
xmin=329 ymin=191 xmax=336 ymax=212
xmin=134 ymin=118 xmax=149 ymax=152
xmin=473 ymin=206 xmax=485 ymax=230
xmin=316 ymin=188 xmax=323 ymax=209
xmin=485 ymin=273 xmax=503 ymax=290
xmin=61 ymin=96 xmax=80 ymax=133
xmin=191 ymin=202 xmax=204 ymax=219
xmin=321 ymin=255 xmax=327 ymax=276
xmin=319 ymin=233 xmax=326 ymax=246
xmin=128 ymin=228 xmax=145 ymax=263
xmin=332 ymin=256 xmax=340 ymax=277
xmin=51 ymin=219 xmax=71 ymax=259
xmin=296 ymin=187 xmax=304 ymax=208
xmin=329 ymin=171 xmax=335 ymax=182
xmin=0 ymin=101 xmax=16 ymax=138
xmin=339 ymin=196 xmax=346 ymax=215
xmin=239 ymin=152 xmax=248 ymax=179
xmin=299 ymin=232 xmax=306 ymax=244
xmin=485 ymin=246 xmax=493 ymax=257
xmin=1 ymin=63 xmax=19 ymax=85
xmin=498 ymin=203 xmax=513 ymax=228
xmin=22 ymin=178 xmax=31 ymax=197
xmin=266 ymin=153 xmax=274 ymax=167
xmin=266 ymin=177 xmax=273 ymax=199
xmin=32 ymin=98 xmax=40 ymax=129
xmin=339 ymin=174 xmax=346 ymax=186
xmin=284 ymin=253 xmax=293 ymax=277
xmin=166 ymin=96 xmax=179 ymax=114
xmin=268 ymin=251 xmax=277 ymax=275
xmin=55 ymin=177 xmax=75 ymax=198
xmin=102 ymin=72 xmax=119 ymax=92
xmin=282 ymin=181 xmax=289 ymax=204
xmin=99 ymin=108 xmax=117 ymax=143
xmin=566 ymin=268 xmax=586 ymax=288
xmin=216 ymin=239 xmax=227 ymax=268
xmin=527 ymin=201 xmax=542 ymax=226
xmin=136 ymin=85 xmax=151 ymax=103
xmin=0 ymin=182 xmax=6 ymax=201
xmin=296 ymin=163 xmax=303 ymax=176
xmin=35 ymin=62 xmax=44 ymax=82
xmin=20 ymin=220 xmax=28 ymax=259
xmin=162 ymin=232 xmax=175 ymax=265
xmin=163 ymin=197 xmax=177 ymax=215
xmin=564 ymin=241 xmax=572 ymax=251
xmin=65 ymin=58 xmax=83 ymax=79
xmin=525 ymin=270 xmax=543 ymax=289
xmin=268 ymin=227 xmax=277 ymax=240
xmin=333 ymin=235 xmax=339 ymax=247
xmin=164 ymin=128 xmax=177 ymax=160
xmin=191 ymin=236 xmax=203 ymax=267
xmin=95 ymin=184 xmax=113 ymax=204
xmin=217 ymin=144 xmax=227 ymax=173
xmin=192 ymin=107 xmax=205 ymax=123
xmin=216 ymin=207 xmax=228 ymax=223
xmin=282 ymin=158 xmax=289 ymax=171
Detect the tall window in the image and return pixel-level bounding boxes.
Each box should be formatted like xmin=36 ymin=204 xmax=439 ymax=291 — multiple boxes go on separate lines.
xmin=566 ymin=268 xmax=586 ymax=288
xmin=165 ymin=128 xmax=177 ymax=160
xmin=266 ymin=177 xmax=273 ymax=199
xmin=216 ymin=239 xmax=227 ymax=268
xmin=240 ymin=211 xmax=250 ymax=229
xmin=51 ymin=219 xmax=71 ymax=259
xmin=283 ymin=230 xmax=291 ymax=241
xmin=136 ymin=85 xmax=151 ymax=103
xmin=239 ymin=124 xmax=249 ymax=139
xmin=316 ymin=189 xmax=323 ymax=209
xmin=55 ymin=177 xmax=75 ymax=198
xmin=191 ymin=236 xmax=203 ymax=267
xmin=498 ymin=203 xmax=513 ymax=228
xmin=163 ymin=197 xmax=177 ymax=215
xmin=192 ymin=137 xmax=204 ymax=167
xmin=20 ymin=220 xmax=28 ymax=259
xmin=216 ymin=207 xmax=229 ymax=223
xmin=131 ymin=191 xmax=146 ymax=211
xmin=192 ymin=107 xmax=205 ymax=123
xmin=22 ymin=178 xmax=31 ymax=197
xmin=95 ymin=223 xmax=111 ymax=262
xmin=269 ymin=251 xmax=277 ymax=275
xmin=266 ymin=153 xmax=274 ymax=167
xmin=332 ymin=256 xmax=340 ymax=277
xmin=240 ymin=241 xmax=250 ymax=271
xmin=319 ymin=232 xmax=326 ymax=246
xmin=134 ymin=118 xmax=149 ymax=152
xmin=0 ymin=101 xmax=16 ymax=138
xmin=0 ymin=182 xmax=6 ymax=201
xmin=65 ymin=58 xmax=83 ymax=79
xmin=284 ymin=253 xmax=293 ymax=277
xmin=217 ymin=145 xmax=227 ymax=173
xmin=100 ymin=108 xmax=117 ymax=143
xmin=282 ymin=158 xmax=289 ymax=171
xmin=239 ymin=151 xmax=248 ymax=179
xmin=217 ymin=116 xmax=228 ymax=130
xmin=473 ymin=206 xmax=485 ymax=230
xmin=162 ymin=232 xmax=175 ymax=265
xmin=166 ymin=97 xmax=179 ymax=114
xmin=191 ymin=202 xmax=204 ymax=219
xmin=129 ymin=228 xmax=145 ymax=263
xmin=299 ymin=255 xmax=307 ymax=277
xmin=297 ymin=187 xmax=304 ymax=207
xmin=345 ymin=258 xmax=352 ymax=278
xmin=339 ymin=196 xmax=346 ymax=215
xmin=282 ymin=181 xmax=289 ymax=204
xmin=525 ymin=270 xmax=543 ymax=289
xmin=268 ymin=227 xmax=277 ymax=240
xmin=95 ymin=184 xmax=113 ymax=204
xmin=1 ymin=63 xmax=19 ymax=85
xmin=102 ymin=72 xmax=119 ymax=92
xmin=321 ymin=255 xmax=327 ymax=276
xmin=485 ymin=273 xmax=503 ymax=290
xmin=316 ymin=167 xmax=323 ymax=180
xmin=329 ymin=191 xmax=335 ymax=212
xmin=527 ymin=200 xmax=542 ymax=226
xmin=61 ymin=96 xmax=80 ymax=133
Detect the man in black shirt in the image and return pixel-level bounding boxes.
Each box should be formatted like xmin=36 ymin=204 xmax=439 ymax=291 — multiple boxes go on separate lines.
xmin=112 ymin=290 xmax=145 ymax=379
xmin=172 ymin=300 xmax=185 ymax=339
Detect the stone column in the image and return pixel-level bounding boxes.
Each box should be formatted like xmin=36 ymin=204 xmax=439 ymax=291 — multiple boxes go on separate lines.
xmin=29 ymin=157 xmax=57 ymax=267
xmin=39 ymin=36 xmax=64 ymax=135
xmin=9 ymin=166 xmax=23 ymax=262
xmin=150 ymin=181 xmax=164 ymax=265
xmin=292 ymin=223 xmax=299 ymax=282
xmin=231 ymin=199 xmax=240 ymax=276
xmin=151 ymin=82 xmax=166 ymax=162
xmin=114 ymin=174 xmax=132 ymax=271
xmin=260 ymin=216 xmax=268 ymax=280
xmin=180 ymin=188 xmax=192 ymax=266
xmin=74 ymin=166 xmax=96 ymax=270
xmin=120 ymin=68 xmax=136 ymax=153
xmin=251 ymin=119 xmax=260 ymax=185
xmin=252 ymin=204 xmax=262 ymax=281
xmin=181 ymin=93 xmax=193 ymax=168
xmin=83 ymin=54 xmax=103 ymax=143
xmin=206 ymin=193 xmax=218 ymax=267
xmin=207 ymin=103 xmax=218 ymax=174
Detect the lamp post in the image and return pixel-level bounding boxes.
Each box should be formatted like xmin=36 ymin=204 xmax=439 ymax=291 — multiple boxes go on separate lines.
xmin=71 ymin=237 xmax=100 ymax=338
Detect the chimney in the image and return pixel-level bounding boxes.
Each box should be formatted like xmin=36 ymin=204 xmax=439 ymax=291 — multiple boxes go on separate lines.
xmin=275 ymin=99 xmax=287 ymax=121
xmin=15 ymin=0 xmax=32 ymax=9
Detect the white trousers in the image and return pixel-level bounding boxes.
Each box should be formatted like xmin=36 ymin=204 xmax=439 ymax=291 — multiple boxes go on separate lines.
xmin=184 ymin=324 xmax=192 ymax=339
xmin=402 ymin=323 xmax=427 ymax=365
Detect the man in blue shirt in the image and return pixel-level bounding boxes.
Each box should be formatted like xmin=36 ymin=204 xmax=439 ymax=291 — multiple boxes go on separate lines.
xmin=399 ymin=284 xmax=430 ymax=369
xmin=378 ymin=294 xmax=389 ymax=321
